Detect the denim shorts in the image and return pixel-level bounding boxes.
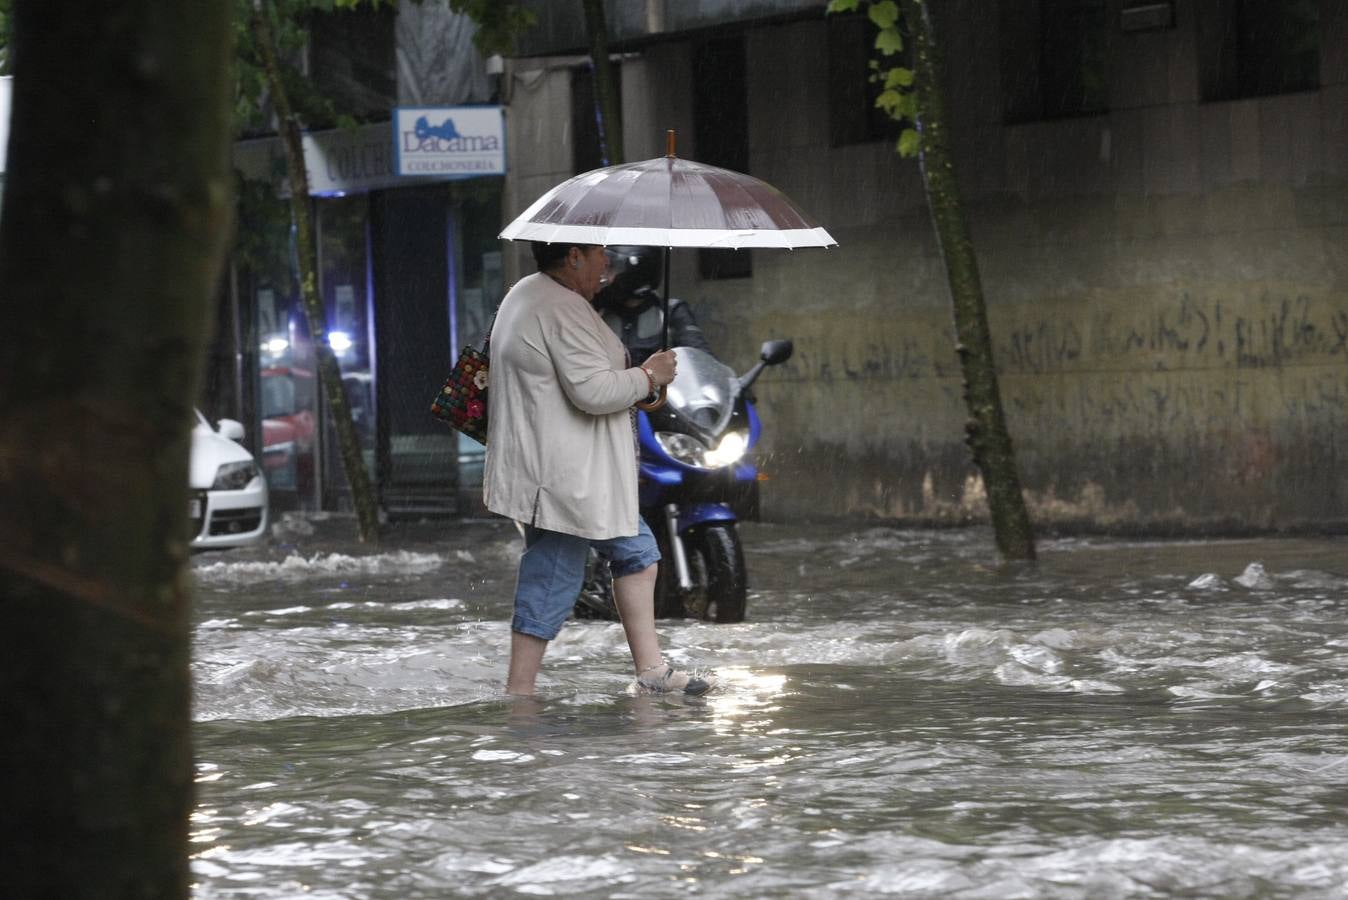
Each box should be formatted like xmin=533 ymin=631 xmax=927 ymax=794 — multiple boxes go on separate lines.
xmin=511 ymin=518 xmax=661 ymax=640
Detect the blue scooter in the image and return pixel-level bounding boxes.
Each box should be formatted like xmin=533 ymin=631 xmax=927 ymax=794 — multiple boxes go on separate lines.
xmin=574 ymin=338 xmax=793 ymax=624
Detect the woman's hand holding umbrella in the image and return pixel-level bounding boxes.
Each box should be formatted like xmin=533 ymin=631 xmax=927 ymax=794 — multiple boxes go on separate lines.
xmin=639 ymin=349 xmax=678 ymax=408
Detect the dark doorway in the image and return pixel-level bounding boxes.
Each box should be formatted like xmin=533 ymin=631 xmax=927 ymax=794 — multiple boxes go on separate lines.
xmin=693 ymin=35 xmax=753 ymax=281
xmin=372 ymin=188 xmax=458 ymax=514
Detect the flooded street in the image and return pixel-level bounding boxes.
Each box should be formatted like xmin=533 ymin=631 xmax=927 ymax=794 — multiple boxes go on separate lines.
xmin=190 ymin=520 xmax=1348 ymax=898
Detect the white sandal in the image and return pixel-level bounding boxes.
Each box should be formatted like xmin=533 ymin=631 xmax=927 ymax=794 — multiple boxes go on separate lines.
xmin=637 ymin=662 xmax=716 ymax=696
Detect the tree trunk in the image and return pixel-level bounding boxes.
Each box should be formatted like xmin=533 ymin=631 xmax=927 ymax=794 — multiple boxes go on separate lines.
xmin=583 ymin=0 xmax=623 ymax=165
xmin=900 ymin=0 xmax=1036 ymax=560
xmin=0 ymin=1 xmax=234 ymax=896
xmin=250 ymin=0 xmax=380 ymax=543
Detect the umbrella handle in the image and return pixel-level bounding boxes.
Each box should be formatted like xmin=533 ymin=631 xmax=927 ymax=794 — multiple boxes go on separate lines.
xmin=636 ymin=385 xmax=667 ymax=412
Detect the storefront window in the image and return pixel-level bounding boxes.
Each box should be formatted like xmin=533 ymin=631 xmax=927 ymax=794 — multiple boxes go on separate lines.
xmin=453 ymin=189 xmax=506 ymax=490
xmin=231 ymin=172 xmax=502 ymax=516
xmin=316 ymin=193 xmax=376 ymax=506
xmin=256 ymin=285 xmax=319 ymax=504
xmin=234 ymin=178 xmax=321 ymax=508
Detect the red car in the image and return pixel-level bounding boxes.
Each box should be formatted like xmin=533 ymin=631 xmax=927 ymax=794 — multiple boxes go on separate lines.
xmin=260 ymin=366 xmax=316 ymax=493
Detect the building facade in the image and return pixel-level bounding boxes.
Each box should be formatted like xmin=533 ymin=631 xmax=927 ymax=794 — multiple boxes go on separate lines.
xmin=217 ymin=1 xmax=503 ymax=517
xmin=502 ymin=0 xmax=1348 ymax=533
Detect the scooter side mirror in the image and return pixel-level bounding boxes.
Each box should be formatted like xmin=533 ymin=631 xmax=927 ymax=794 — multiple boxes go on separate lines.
xmin=760 ymin=339 xmax=793 ymax=366
xmin=740 ymin=338 xmax=794 ymax=392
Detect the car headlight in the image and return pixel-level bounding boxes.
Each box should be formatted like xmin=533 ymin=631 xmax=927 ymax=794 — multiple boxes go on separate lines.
xmin=212 ymin=461 xmax=259 ymax=490
xmin=655 ymin=431 xmax=748 ymax=469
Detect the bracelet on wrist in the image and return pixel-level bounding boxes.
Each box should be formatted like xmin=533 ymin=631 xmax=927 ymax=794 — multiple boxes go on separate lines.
xmin=640 ymin=365 xmax=657 ymax=397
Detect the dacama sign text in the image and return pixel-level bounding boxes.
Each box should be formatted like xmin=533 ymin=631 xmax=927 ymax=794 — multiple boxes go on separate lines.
xmin=394 ymin=106 xmax=505 ymax=178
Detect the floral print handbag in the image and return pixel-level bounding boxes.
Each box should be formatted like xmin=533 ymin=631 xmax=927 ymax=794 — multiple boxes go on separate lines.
xmin=430 ymin=324 xmax=492 ymax=445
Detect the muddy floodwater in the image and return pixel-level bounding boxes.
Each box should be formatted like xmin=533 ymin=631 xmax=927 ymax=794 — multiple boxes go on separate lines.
xmin=189 ymin=519 xmax=1348 ymax=898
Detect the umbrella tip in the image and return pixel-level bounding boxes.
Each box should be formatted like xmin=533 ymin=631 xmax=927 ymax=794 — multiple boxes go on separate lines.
xmin=666 ymin=129 xmax=676 ymax=158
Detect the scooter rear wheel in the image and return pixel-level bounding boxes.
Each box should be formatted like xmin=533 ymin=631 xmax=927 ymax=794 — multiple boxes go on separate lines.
xmin=572 ymin=550 xmax=618 ymax=620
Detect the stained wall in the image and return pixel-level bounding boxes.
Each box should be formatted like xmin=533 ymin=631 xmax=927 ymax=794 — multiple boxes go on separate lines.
xmin=503 ymin=1 xmax=1348 ymax=532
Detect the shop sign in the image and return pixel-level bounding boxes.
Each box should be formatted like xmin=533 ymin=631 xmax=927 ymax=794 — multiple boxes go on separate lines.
xmin=393 ymin=106 xmax=505 ymax=177
xmin=234 ymin=121 xmax=412 ymax=197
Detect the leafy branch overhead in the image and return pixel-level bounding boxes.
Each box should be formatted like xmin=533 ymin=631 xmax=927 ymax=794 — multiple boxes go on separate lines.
xmin=826 ymin=0 xmax=920 ymax=157
xmin=233 ymin=0 xmax=533 ymax=134
xmin=233 ymin=0 xmax=372 ymax=135
xmin=332 ymin=0 xmax=533 ymax=55
xmin=446 ymin=0 xmax=534 ymax=57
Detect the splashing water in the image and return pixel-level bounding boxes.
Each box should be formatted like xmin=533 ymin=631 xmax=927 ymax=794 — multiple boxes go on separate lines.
xmin=190 ymin=521 xmax=1348 ymax=897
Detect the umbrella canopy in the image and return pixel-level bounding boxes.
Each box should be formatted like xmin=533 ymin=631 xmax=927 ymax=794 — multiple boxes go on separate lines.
xmin=499 ymin=154 xmax=836 ymax=250
xmin=498 ymin=134 xmax=834 ymax=409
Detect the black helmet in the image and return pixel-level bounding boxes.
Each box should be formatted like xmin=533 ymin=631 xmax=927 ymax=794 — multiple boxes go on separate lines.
xmin=600 ymin=245 xmax=662 ymax=299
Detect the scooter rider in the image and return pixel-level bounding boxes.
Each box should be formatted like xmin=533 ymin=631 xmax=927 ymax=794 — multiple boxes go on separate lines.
xmin=594 ymin=245 xmax=713 ymax=365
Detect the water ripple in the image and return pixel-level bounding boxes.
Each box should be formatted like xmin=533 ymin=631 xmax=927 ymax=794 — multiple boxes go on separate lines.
xmin=191 ymin=525 xmax=1348 ymax=898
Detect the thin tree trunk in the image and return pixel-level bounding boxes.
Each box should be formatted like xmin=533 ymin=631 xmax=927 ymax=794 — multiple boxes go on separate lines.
xmin=900 ymin=0 xmax=1036 ymax=560
xmin=250 ymin=0 xmax=380 ymax=542
xmin=583 ymin=0 xmax=623 ymax=165
xmin=0 ymin=1 xmax=234 ymax=895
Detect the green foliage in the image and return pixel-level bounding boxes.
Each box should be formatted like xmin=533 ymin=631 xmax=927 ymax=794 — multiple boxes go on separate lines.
xmin=0 ymin=0 xmax=11 ymax=75
xmin=0 ymin=0 xmax=535 ymax=84
xmin=897 ymin=128 xmax=920 ymax=156
xmin=233 ymin=172 xmax=296 ymax=289
xmin=234 ymin=0 xmax=399 ymax=136
xmin=448 ymin=0 xmax=534 ymax=58
xmin=233 ymin=0 xmax=533 ymax=136
xmin=828 ymin=0 xmax=920 ymax=158
xmin=867 ymin=1 xmax=899 ymax=31
xmin=874 ymin=26 xmax=904 ymax=56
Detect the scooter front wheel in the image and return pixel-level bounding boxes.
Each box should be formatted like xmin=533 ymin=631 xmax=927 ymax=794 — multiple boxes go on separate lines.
xmin=672 ymin=522 xmax=748 ymax=624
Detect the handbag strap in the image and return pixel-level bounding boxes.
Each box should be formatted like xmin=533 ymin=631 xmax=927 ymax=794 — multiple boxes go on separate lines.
xmin=475 ymin=307 xmax=500 ymax=355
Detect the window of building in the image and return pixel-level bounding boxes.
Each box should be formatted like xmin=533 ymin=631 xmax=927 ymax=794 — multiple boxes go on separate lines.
xmin=315 ymin=195 xmax=376 ymax=507
xmin=827 ymin=11 xmax=902 ymax=147
xmin=693 ymin=36 xmax=752 ymax=281
xmin=1199 ymin=0 xmax=1320 ymax=102
xmin=1039 ymin=0 xmax=1110 ymax=117
xmin=232 ymin=180 xmax=319 ymax=505
xmin=571 ymin=63 xmax=622 ymax=173
xmin=1001 ymin=0 xmax=1111 ymax=122
xmin=308 ymin=4 xmax=397 ymax=122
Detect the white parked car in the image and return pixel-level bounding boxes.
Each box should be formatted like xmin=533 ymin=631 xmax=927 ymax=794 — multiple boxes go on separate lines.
xmin=190 ymin=410 xmax=268 ymax=550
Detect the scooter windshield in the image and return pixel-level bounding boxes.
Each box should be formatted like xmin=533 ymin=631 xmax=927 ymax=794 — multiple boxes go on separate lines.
xmin=664 ymin=346 xmax=740 ymax=436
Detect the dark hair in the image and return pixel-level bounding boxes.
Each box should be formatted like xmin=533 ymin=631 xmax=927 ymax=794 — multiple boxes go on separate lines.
xmin=530 ymin=241 xmax=590 ymax=272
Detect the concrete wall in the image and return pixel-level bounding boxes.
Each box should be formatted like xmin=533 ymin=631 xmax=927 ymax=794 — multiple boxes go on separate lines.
xmin=502 ymin=1 xmax=1348 ymax=533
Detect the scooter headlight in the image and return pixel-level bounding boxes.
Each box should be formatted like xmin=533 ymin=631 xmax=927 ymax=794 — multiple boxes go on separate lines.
xmin=655 ymin=430 xmax=748 ymax=469
xmin=655 ymin=432 xmax=709 ymax=467
xmin=705 ymin=430 xmax=748 ymax=467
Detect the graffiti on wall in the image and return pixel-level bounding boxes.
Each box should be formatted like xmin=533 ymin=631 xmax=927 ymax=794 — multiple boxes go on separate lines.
xmin=773 ymin=291 xmax=1347 ymax=387
xmin=1014 ymin=371 xmax=1348 ymax=432
xmin=791 ymin=335 xmax=939 ymax=384
xmin=1002 ymin=318 xmax=1083 ymax=373
xmin=1002 ymin=292 xmax=1348 ymax=374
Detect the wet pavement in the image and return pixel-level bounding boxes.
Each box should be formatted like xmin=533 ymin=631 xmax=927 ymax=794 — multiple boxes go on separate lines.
xmin=190 ymin=516 xmax=1348 ymax=898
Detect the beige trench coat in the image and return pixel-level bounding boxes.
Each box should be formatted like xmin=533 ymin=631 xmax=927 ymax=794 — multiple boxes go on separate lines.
xmin=483 ymin=272 xmax=650 ymax=540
